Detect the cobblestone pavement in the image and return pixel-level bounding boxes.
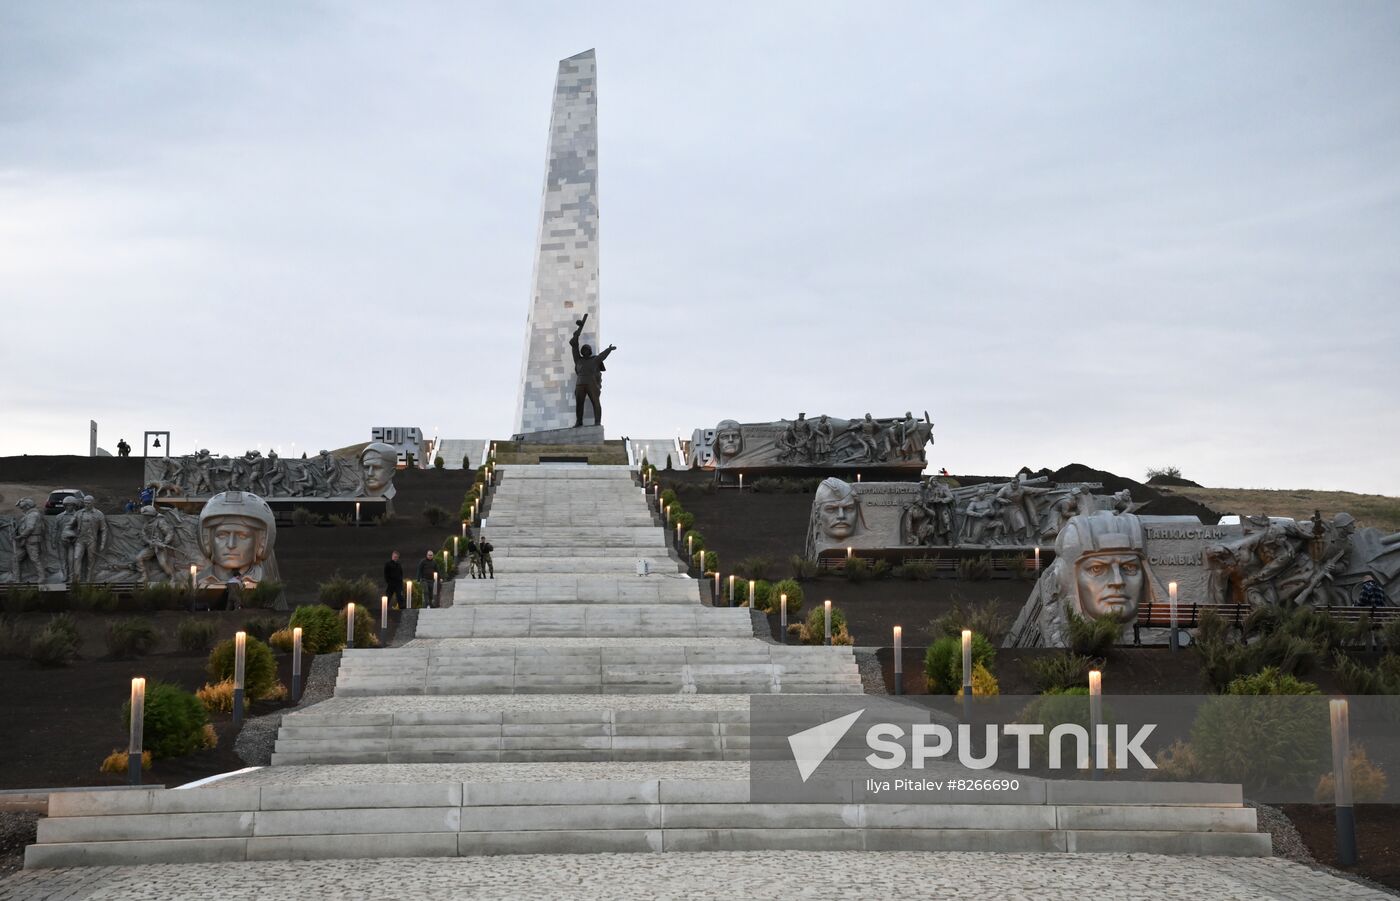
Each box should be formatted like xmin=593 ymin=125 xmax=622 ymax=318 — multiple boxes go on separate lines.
xmin=0 ymin=852 xmax=1392 ymax=900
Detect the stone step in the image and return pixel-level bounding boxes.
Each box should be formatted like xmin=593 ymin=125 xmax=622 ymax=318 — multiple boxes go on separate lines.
xmin=447 ymin=580 xmax=702 ymax=604
xmin=485 ymin=558 xmax=685 ymax=575
xmin=415 ymin=607 xmax=753 ymax=639
xmin=480 ymin=528 xmax=666 ymax=545
xmin=24 ymin=780 xmax=1269 ymax=867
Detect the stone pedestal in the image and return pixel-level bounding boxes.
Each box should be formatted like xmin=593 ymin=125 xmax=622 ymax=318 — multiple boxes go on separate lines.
xmin=513 ymin=425 xmax=604 ymax=445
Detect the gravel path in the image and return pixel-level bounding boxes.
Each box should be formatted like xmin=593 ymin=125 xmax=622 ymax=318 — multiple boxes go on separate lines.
xmin=854 ymin=647 xmax=886 ymax=694
xmin=231 ymin=652 xmax=341 ymax=768
xmin=0 ymin=814 xmax=38 ymax=878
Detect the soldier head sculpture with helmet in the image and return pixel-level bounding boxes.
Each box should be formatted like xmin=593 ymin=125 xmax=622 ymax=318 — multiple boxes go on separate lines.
xmin=197 ymin=490 xmax=276 ymax=588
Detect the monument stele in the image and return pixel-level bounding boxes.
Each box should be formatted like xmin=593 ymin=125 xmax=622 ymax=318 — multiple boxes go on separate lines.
xmin=512 ymin=49 xmax=603 ymax=443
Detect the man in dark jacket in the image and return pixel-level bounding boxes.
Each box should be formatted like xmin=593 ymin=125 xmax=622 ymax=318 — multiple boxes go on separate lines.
xmin=384 ymin=550 xmax=405 ymax=609
xmin=416 ymin=550 xmax=439 ymax=608
xmin=477 ymin=540 xmax=494 ymax=580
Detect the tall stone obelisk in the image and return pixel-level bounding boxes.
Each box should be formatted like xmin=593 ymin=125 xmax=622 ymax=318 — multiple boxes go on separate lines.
xmin=512 ymin=49 xmax=601 ymax=441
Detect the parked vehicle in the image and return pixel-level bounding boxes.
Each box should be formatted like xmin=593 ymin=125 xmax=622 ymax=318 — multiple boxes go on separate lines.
xmin=43 ymin=488 xmax=86 ymax=514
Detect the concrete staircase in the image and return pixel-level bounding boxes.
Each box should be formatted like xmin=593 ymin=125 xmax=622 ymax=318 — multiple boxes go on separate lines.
xmin=24 ymin=463 xmax=1270 ymax=867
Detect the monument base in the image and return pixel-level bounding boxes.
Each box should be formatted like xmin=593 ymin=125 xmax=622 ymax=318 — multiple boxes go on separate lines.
xmin=512 ymin=425 xmax=605 ymax=445
xmin=493 ymin=439 xmax=628 ymax=466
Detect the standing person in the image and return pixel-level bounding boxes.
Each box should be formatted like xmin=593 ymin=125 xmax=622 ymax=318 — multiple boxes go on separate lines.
xmin=477 ymin=538 xmax=495 ymax=580
xmin=416 ymin=550 xmax=438 ymax=608
xmin=465 ymin=536 xmax=480 ymax=579
xmin=384 ymin=550 xmax=405 ymax=609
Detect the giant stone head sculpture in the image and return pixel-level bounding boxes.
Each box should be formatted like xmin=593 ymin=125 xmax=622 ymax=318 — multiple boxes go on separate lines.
xmin=359 ymin=442 xmax=399 ymax=497
xmin=1053 ymin=510 xmax=1156 ymax=623
xmin=198 ymin=490 xmax=276 ymax=584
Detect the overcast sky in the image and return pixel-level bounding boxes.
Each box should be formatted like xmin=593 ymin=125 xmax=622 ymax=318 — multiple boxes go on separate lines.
xmin=3 ymin=1 xmax=1398 ymax=493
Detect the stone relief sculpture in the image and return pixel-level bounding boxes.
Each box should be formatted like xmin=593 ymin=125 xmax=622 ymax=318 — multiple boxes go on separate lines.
xmin=697 ymin=412 xmax=934 ymax=472
xmin=144 ymin=444 xmax=396 ymax=499
xmin=994 ymin=475 xmax=1053 ymax=544
xmin=1004 ymin=511 xmax=1161 ymax=648
xmin=1203 ymin=512 xmax=1360 ymax=609
xmin=901 ymin=479 xmax=957 ymax=547
xmin=1 ymin=493 xmax=278 ymax=588
xmin=804 ymin=478 xmax=868 ymax=557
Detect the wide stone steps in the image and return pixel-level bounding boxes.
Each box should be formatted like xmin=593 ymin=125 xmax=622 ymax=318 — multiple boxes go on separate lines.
xmin=415 ymin=606 xmax=752 ymax=639
xmin=24 ymin=779 xmax=1269 ymax=867
xmin=479 ymin=527 xmax=667 ymax=547
xmin=333 ymin=645 xmax=863 ymax=696
xmin=486 ymin=557 xmax=684 ymax=574
xmin=448 ymin=577 xmax=701 ymax=605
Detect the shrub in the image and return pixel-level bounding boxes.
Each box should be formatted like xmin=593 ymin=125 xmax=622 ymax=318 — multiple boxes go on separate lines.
xmin=99 ymin=749 xmax=152 ymax=775
xmin=956 ymin=555 xmax=992 ymax=582
xmin=1 ymin=587 xmax=44 ymax=615
xmin=1152 ymin=739 xmax=1203 ymax=782
xmin=923 ymin=632 xmax=996 ymax=694
xmin=770 ymin=579 xmax=805 ymax=616
xmin=1188 ymin=669 xmax=1328 ymax=792
xmin=288 ymin=604 xmax=342 ymax=653
xmin=125 ymin=681 xmax=210 ymax=758
xmin=1065 ymin=609 xmax=1122 ymax=658
xmin=871 ymin=560 xmax=891 ymax=580
xmin=327 ymin=513 xmax=353 ymax=526
xmin=842 ymin=558 xmax=869 ymax=583
xmin=1145 ymin=465 xmax=1182 ymax=480
xmin=932 ymin=598 xmax=1010 ymax=641
xmin=291 ymin=506 xmax=322 ymax=526
xmin=686 ymin=532 xmax=705 ymax=552
xmin=434 ymin=455 xmax=445 ymax=469
xmin=461 ymin=454 xmax=471 ymax=470
xmin=1016 ymin=687 xmax=1100 ymax=765
xmin=176 ymin=619 xmax=217 ymax=653
xmin=1028 ymin=653 xmax=1098 ymax=693
xmin=1195 ymin=608 xmax=1323 ymax=692
xmin=696 ymin=550 xmax=718 ymax=574
xmin=675 ymin=511 xmax=696 ymax=530
xmin=342 ymin=604 xmax=379 ymax=648
xmin=802 ymin=604 xmax=848 ymax=644
xmin=105 ymin=618 xmax=159 ymax=659
xmin=196 ymin=679 xmax=244 ymax=714
xmin=896 ymin=560 xmax=938 ymax=581
xmin=971 ymin=662 xmax=999 ymax=696
xmin=243 ymin=580 xmax=283 ymax=609
xmin=1330 ymin=652 xmax=1400 ymax=695
xmin=422 ymin=504 xmax=450 ymax=527
xmin=317 ymin=574 xmax=379 ymax=608
xmin=71 ymin=584 xmax=116 ymax=612
xmin=242 ymin=616 xmax=285 ymax=643
xmin=788 ymin=555 xmax=819 ymax=581
xmin=131 ymin=583 xmax=185 ymax=611
xmin=1316 ymin=745 xmax=1388 ymax=803
xmin=748 ymin=580 xmax=774 ymax=612
xmin=735 ymin=555 xmax=777 ymax=581
xmin=659 ymin=488 xmax=678 ymax=507
xmin=1382 ymin=619 xmax=1400 ymax=655
xmin=268 ymin=628 xmax=295 ymax=653
xmin=207 ymin=636 xmax=278 ymax=700
xmin=30 ymin=617 xmax=80 ymax=666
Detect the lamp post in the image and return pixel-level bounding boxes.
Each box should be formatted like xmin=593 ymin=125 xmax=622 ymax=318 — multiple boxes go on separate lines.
xmin=780 ymin=593 xmax=788 ymax=643
xmin=232 ymin=631 xmax=246 ymax=728
xmin=893 ymin=626 xmax=903 ymax=695
xmin=1033 ymin=546 xmax=1040 ymax=572
xmin=345 ymin=603 xmax=356 ymax=649
xmin=406 ymin=579 xmax=414 ymax=609
xmin=189 ymin=564 xmax=198 ymax=613
xmin=291 ymin=627 xmax=303 ymax=702
xmin=1168 ymin=581 xmax=1179 ymax=652
xmin=1089 ymin=670 xmax=1103 ymax=780
xmin=727 ymin=575 xmax=734 ymax=607
xmin=713 ymin=572 xmax=720 ymax=605
xmin=355 ymin=501 xmax=361 ymax=525
xmin=1331 ymin=699 xmax=1357 ymax=866
xmin=824 ymin=600 xmax=833 ymax=646
xmin=380 ymin=595 xmax=389 ymax=645
xmin=128 ymin=677 xmax=145 ymax=785
xmin=432 ymin=572 xmax=440 ymax=609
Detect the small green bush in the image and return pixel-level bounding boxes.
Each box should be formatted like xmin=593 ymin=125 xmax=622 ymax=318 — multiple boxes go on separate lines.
xmin=207 ymin=636 xmax=278 ymax=700
xmin=288 ymin=604 xmax=341 ymax=653
xmin=1225 ymin=667 xmax=1320 ymax=696
xmin=788 ymin=555 xmax=819 ymax=581
xmin=242 ymin=616 xmax=285 ymax=643
xmin=659 ymin=488 xmax=678 ymax=507
xmin=71 ymin=584 xmax=117 ymax=612
xmin=871 ymin=560 xmax=891 ymax=580
xmin=125 ymin=681 xmax=210 ymax=759
xmin=1065 ymin=608 xmax=1121 ymax=658
xmin=1017 ymin=687 xmax=1098 ymax=764
xmin=769 ymin=579 xmax=805 ymax=616
xmin=131 ymin=583 xmax=185 ymax=611
xmin=1028 ymin=653 xmax=1097 ymax=693
xmin=317 ymin=574 xmax=379 ymax=608
xmin=923 ymin=632 xmax=996 ymax=694
xmin=956 ymin=555 xmax=993 ymax=582
xmin=177 ymin=619 xmax=217 ymax=653
xmin=696 ymin=550 xmax=718 ymax=574
xmin=685 ymin=532 xmax=705 ymax=552
xmin=805 ymin=604 xmax=847 ymax=641
xmin=327 ymin=513 xmax=353 ymax=527
xmin=735 ymin=555 xmax=777 ymax=581
xmin=896 ymin=560 xmax=939 ymax=581
xmin=105 ymin=618 xmax=159 ymax=659
xmin=1382 ymin=619 xmax=1400 ymax=655
xmin=291 ymin=506 xmax=322 ymax=526
xmin=1 ymin=587 xmax=44 ymax=615
xmin=30 ymin=625 xmax=79 ymax=666
xmin=933 ymin=598 xmax=1010 ymax=640
xmin=748 ymin=580 xmax=774 ymax=611
xmin=243 ymin=580 xmax=283 ymax=609
xmin=422 ymin=504 xmax=450 ymax=527
xmin=1188 ymin=667 xmax=1328 ymax=792
xmin=1330 ymin=652 xmax=1399 ymax=695
xmin=434 ymin=455 xmax=445 ymax=469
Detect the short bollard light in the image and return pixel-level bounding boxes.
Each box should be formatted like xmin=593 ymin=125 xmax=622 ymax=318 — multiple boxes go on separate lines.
xmin=824 ymin=600 xmax=832 ymax=646
xmin=687 ymin=534 xmax=694 ymax=563
xmin=291 ymin=627 xmax=303 ymax=702
xmin=748 ymin=580 xmax=755 ymax=607
xmin=1168 ymin=581 xmax=1180 ymax=652
xmin=893 ymin=626 xmax=904 ymax=695
xmin=232 ymin=631 xmax=247 ymax=728
xmin=665 ymin=504 xmax=672 ymax=525
xmin=380 ymin=595 xmax=389 ymax=641
xmin=961 ymin=629 xmax=973 ymax=697
xmin=728 ymin=575 xmax=735 ymax=606
xmin=128 ymin=677 xmax=145 ymax=785
xmin=1331 ymin=699 xmax=1357 ymax=866
xmin=188 ymin=563 xmax=198 ymax=612
xmin=461 ymin=521 xmax=467 ymax=539
xmin=1033 ymin=546 xmax=1040 ymax=572
xmin=454 ymin=535 xmax=460 ymax=557
xmin=675 ymin=522 xmax=683 ymax=546
xmin=846 ymin=546 xmax=853 ymax=563
xmin=433 ymin=572 xmax=440 ymax=607
xmin=780 ymin=593 xmax=788 ymax=643
xmin=355 ymin=501 xmax=361 ymax=525
xmin=346 ymin=602 xmax=356 ymax=649
xmin=738 ymin=472 xmax=744 ymax=491
xmin=406 ymin=579 xmax=415 ymax=609
xmin=713 ymin=572 xmax=721 ymax=604
xmin=1088 ymin=669 xmax=1103 ymax=779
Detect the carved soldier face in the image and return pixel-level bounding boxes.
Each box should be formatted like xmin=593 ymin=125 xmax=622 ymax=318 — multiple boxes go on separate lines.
xmin=360 ymin=443 xmax=398 ymax=495
xmin=208 ymin=517 xmax=262 ymax=571
xmin=1075 ymin=552 xmax=1144 ymax=621
xmin=815 ymin=478 xmax=862 ymax=540
xmin=715 ymin=422 xmax=743 ymax=459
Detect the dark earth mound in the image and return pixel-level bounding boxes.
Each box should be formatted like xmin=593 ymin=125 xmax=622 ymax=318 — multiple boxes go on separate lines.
xmin=1147 ymin=474 xmax=1205 ymax=488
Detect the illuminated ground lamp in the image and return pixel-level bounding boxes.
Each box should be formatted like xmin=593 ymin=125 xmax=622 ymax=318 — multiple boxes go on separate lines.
xmin=1169 ymin=581 xmax=1179 ymax=652
xmin=856 ymin=473 xmax=861 ymax=483
xmin=355 ymin=501 xmax=361 ymax=525
xmin=454 ymin=536 xmax=460 ymax=557
xmin=1089 ymin=670 xmax=1103 ymax=780
xmin=961 ymin=630 xmax=973 ymax=697
xmin=406 ymin=579 xmax=415 ymax=609
xmin=1331 ymin=699 xmax=1357 ymax=865
xmin=1034 ymin=546 xmax=1040 ymax=572
xmin=687 ymin=534 xmax=694 ymax=563
xmin=713 ymin=572 xmax=721 ymax=604
xmin=675 ymin=522 xmax=683 ymax=546
xmin=748 ymin=580 xmax=755 ymax=607
xmin=893 ymin=626 xmax=903 ymax=695
xmin=461 ymin=521 xmax=467 ymax=539
xmin=824 ymin=600 xmax=833 ymax=646
xmin=346 ymin=602 xmax=356 ymax=649
xmin=128 ymin=677 xmax=145 ymax=785
xmin=380 ymin=595 xmax=389 ymax=645
xmin=738 ymin=473 xmax=744 ymax=491
xmin=846 ymin=547 xmax=853 ymax=566
xmin=232 ymin=631 xmax=247 ymax=728
xmin=291 ymin=627 xmax=303 ymax=702
xmin=665 ymin=504 xmax=672 ymax=525
xmin=780 ymin=594 xmax=788 ymax=643
xmin=728 ymin=575 xmax=735 ymax=606
xmin=189 ymin=564 xmax=198 ymax=612
xmin=433 ymin=572 xmax=440 ymax=608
